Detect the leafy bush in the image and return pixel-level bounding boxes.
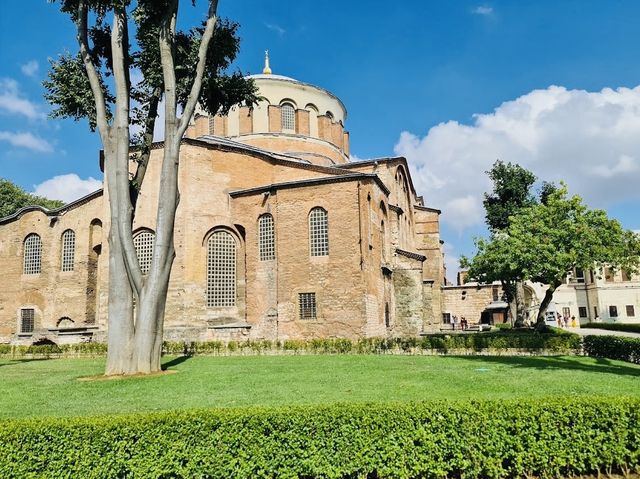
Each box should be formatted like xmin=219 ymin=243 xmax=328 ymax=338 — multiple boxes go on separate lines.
xmin=494 ymin=322 xmax=513 ymax=330
xmin=1 ymin=399 xmax=638 ymax=478
xmin=583 ymin=322 xmax=640 ymax=334
xmin=584 ymin=335 xmax=640 ymax=364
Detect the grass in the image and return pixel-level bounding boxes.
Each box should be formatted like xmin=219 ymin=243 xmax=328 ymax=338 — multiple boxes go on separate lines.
xmin=1 ymin=354 xmax=639 ymax=419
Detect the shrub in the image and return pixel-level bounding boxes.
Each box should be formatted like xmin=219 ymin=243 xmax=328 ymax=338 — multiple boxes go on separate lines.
xmin=584 ymin=335 xmax=640 ymax=364
xmin=494 ymin=322 xmax=512 ymax=330
xmin=583 ymin=322 xmax=640 ymax=334
xmin=1 ymin=399 xmax=638 ymax=478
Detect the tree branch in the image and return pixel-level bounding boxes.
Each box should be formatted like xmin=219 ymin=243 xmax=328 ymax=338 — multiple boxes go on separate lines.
xmin=112 ymin=5 xmax=144 ymax=295
xmin=75 ymin=0 xmax=110 ymax=139
xmin=177 ymin=0 xmax=219 ymax=139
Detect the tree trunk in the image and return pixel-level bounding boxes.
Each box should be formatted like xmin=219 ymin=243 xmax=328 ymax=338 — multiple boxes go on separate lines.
xmin=514 ymin=281 xmax=526 ymax=327
xmin=536 ymin=283 xmax=558 ymax=327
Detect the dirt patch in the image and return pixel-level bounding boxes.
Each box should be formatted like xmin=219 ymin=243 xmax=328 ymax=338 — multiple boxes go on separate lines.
xmin=77 ymin=369 xmax=177 ymax=381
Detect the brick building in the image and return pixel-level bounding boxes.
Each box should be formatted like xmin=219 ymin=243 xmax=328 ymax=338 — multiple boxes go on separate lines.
xmin=0 ymin=59 xmax=446 ymax=344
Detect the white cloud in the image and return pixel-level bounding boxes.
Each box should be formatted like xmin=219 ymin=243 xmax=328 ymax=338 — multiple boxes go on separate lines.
xmin=33 ymin=174 xmax=102 ymax=203
xmin=472 ymin=6 xmax=494 ymax=15
xmin=0 ymin=131 xmax=53 ymax=153
xmin=394 ymin=85 xmax=640 ymax=231
xmin=264 ymin=22 xmax=286 ymax=36
xmin=20 ymin=60 xmax=39 ymax=78
xmin=0 ymin=78 xmax=45 ymax=120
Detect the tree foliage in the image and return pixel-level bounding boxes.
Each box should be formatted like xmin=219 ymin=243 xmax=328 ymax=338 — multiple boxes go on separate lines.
xmin=465 ymin=184 xmax=640 ymax=323
xmin=0 ymin=178 xmax=64 ymax=218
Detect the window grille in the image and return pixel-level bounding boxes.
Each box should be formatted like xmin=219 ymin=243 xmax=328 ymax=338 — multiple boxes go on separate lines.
xmin=442 ymin=313 xmax=452 ymax=324
xmin=208 ymin=115 xmax=215 ymax=135
xmin=61 ymin=229 xmax=75 ymax=272
xmin=258 ymin=214 xmax=275 ymax=261
xmin=281 ymin=103 xmax=295 ymax=130
xmin=207 ymin=231 xmax=236 ymax=307
xmin=133 ymin=231 xmax=155 ymax=275
xmin=309 ymin=207 xmax=328 ymax=256
xmin=299 ymin=292 xmax=317 ymax=320
xmin=609 ymin=305 xmax=618 ymax=317
xmin=578 ymin=306 xmax=587 ymax=318
xmin=626 ymin=305 xmax=635 ymax=317
xmin=23 ymin=234 xmax=42 ymax=274
xmin=20 ymin=308 xmax=34 ymax=333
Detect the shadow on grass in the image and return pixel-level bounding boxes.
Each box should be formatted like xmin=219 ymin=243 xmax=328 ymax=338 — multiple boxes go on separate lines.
xmin=162 ymin=355 xmax=191 ymax=370
xmin=0 ymin=358 xmax=52 ymax=368
xmin=448 ymin=355 xmax=640 ymax=378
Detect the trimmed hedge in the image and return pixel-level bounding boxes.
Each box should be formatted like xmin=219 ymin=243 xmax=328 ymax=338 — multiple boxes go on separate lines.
xmin=1 ymin=399 xmax=639 ymax=478
xmin=162 ymin=331 xmax=582 ymax=357
xmin=584 ymin=335 xmax=640 ymax=364
xmin=583 ymin=322 xmax=640 ymax=334
xmin=0 ymin=331 xmax=581 ymax=359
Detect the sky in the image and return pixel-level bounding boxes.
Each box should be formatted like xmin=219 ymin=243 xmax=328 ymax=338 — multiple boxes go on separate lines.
xmin=1 ymin=0 xmax=640 ymax=280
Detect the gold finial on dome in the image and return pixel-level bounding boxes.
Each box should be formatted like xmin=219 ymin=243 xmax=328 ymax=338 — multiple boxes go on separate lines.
xmin=263 ymin=49 xmax=272 ymax=75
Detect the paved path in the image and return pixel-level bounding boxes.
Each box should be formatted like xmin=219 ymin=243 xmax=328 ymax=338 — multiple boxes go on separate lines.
xmin=566 ymin=327 xmax=640 ymax=338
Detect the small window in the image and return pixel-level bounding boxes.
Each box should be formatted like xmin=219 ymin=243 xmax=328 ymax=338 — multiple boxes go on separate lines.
xmin=442 ymin=313 xmax=451 ymax=324
xmin=594 ymin=306 xmax=599 ymax=318
xmin=604 ymin=267 xmax=614 ymax=282
xmin=381 ymin=220 xmax=386 ymax=261
xmin=562 ymin=307 xmax=571 ymax=318
xmin=574 ymin=269 xmax=585 ymax=283
xmin=61 ymin=229 xmax=76 ymax=272
xmin=208 ymin=115 xmax=215 ymax=135
xmin=622 ymin=270 xmax=632 ymax=282
xmin=23 ymin=234 xmax=42 ymax=275
xmin=20 ymin=308 xmax=35 ymax=334
xmin=626 ymin=305 xmax=635 ymax=317
xmin=385 ymin=303 xmax=390 ymax=328
xmin=133 ymin=230 xmax=155 ymax=275
xmin=299 ymin=293 xmax=317 ymax=320
xmin=207 ymin=231 xmax=236 ymax=307
xmin=609 ymin=306 xmax=618 ymax=318
xmin=258 ymin=214 xmax=275 ymax=261
xmin=578 ymin=307 xmax=587 ymax=318
xmin=281 ymin=103 xmax=295 ymax=130
xmin=309 ymin=207 xmax=329 ymax=256
xmin=492 ymin=286 xmax=499 ymax=302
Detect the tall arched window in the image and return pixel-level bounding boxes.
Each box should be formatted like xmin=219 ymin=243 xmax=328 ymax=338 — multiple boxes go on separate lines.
xmin=309 ymin=207 xmax=329 ymax=256
xmin=207 ymin=231 xmax=236 ymax=307
xmin=61 ymin=229 xmax=76 ymax=272
xmin=281 ymin=103 xmax=295 ymax=130
xmin=133 ymin=230 xmax=155 ymax=274
xmin=23 ymin=234 xmax=42 ymax=274
xmin=381 ymin=220 xmax=386 ymax=261
xmin=258 ymin=214 xmax=275 ymax=261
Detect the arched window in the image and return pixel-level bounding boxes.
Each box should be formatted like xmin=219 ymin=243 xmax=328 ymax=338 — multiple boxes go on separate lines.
xmin=207 ymin=231 xmax=236 ymax=307
xmin=133 ymin=230 xmax=155 ymax=275
xmin=281 ymin=103 xmax=295 ymax=130
xmin=326 ymin=111 xmax=334 ymax=121
xmin=309 ymin=207 xmax=329 ymax=256
xmin=23 ymin=234 xmax=42 ymax=274
xmin=381 ymin=220 xmax=386 ymax=261
xmin=61 ymin=229 xmax=75 ymax=272
xmin=258 ymin=214 xmax=275 ymax=261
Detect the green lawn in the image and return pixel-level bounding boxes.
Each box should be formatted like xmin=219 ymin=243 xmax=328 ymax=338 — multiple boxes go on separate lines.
xmin=1 ymin=354 xmax=639 ymax=419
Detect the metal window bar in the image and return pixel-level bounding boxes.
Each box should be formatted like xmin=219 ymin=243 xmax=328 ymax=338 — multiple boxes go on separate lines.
xmin=281 ymin=104 xmax=295 ymax=130
xmin=207 ymin=231 xmax=236 ymax=307
xmin=133 ymin=231 xmax=155 ymax=275
xmin=299 ymin=293 xmax=317 ymax=320
xmin=258 ymin=214 xmax=275 ymax=261
xmin=23 ymin=234 xmax=42 ymax=274
xmin=61 ymin=230 xmax=75 ymax=272
xmin=309 ymin=208 xmax=328 ymax=256
xmin=21 ymin=309 xmax=34 ymax=333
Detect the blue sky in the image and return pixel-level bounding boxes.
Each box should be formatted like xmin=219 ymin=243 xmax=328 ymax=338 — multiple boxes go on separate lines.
xmin=1 ymin=1 xmax=640 ymax=279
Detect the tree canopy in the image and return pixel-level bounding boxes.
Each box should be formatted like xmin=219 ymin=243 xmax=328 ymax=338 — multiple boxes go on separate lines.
xmin=465 ymin=183 xmax=640 ymax=323
xmin=0 ymin=178 xmax=64 ymax=218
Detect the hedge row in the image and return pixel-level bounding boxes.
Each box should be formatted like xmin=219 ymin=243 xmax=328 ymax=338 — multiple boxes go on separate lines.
xmin=0 ymin=332 xmax=582 ymax=359
xmin=1 ymin=398 xmax=638 ymax=478
xmin=584 ymin=335 xmax=640 ymax=364
xmin=162 ymin=331 xmax=582 ymax=356
xmin=583 ymin=322 xmax=640 ymax=334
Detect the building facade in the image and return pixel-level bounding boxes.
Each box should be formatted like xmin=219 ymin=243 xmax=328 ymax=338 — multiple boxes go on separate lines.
xmin=0 ymin=65 xmax=446 ymax=344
